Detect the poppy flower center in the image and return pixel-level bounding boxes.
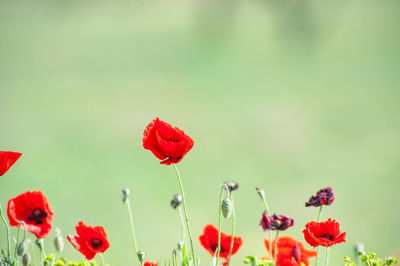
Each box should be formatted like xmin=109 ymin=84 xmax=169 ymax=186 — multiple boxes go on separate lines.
xmin=27 ymin=208 xmax=47 ymax=224
xmin=167 ymin=137 xmax=181 ymax=143
xmin=210 ymin=244 xmax=224 ymax=253
xmin=90 ymin=238 xmax=103 ymax=250
xmin=320 ymin=234 xmax=334 ymax=241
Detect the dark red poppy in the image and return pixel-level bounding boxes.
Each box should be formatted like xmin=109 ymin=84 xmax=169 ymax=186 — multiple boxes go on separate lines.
xmin=67 ymin=221 xmax=110 ymax=260
xmin=303 ymin=218 xmax=346 ymax=247
xmin=143 ymin=117 xmax=194 ymax=165
xmin=305 ymin=187 xmax=335 ymax=207
xmin=0 ymin=151 xmax=22 ymax=176
xmin=260 ymin=211 xmax=294 ymax=231
xmin=264 ymin=236 xmax=317 ymax=266
xmin=199 ymin=224 xmax=242 ymax=264
xmin=144 ymin=262 xmax=158 ymax=266
xmin=7 ymin=190 xmax=54 ymax=239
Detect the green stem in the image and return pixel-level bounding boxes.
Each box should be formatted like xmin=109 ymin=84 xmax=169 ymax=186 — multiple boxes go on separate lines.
xmin=125 ymin=198 xmax=140 ymax=265
xmin=100 ymin=253 xmax=106 ymax=266
xmin=178 ymin=206 xmax=186 ymax=243
xmin=0 ymin=204 xmax=11 ymax=258
xmin=227 ymin=194 xmax=235 ymax=266
xmin=260 ymin=190 xmax=272 ymax=259
xmin=314 ymin=206 xmax=323 ymax=266
xmin=14 ymin=221 xmax=26 ymax=259
xmin=274 ymin=231 xmax=279 ymax=264
xmin=216 ymin=184 xmax=229 ymax=266
xmin=324 ymin=247 xmax=329 ymax=266
xmin=173 ymin=164 xmax=196 ymax=266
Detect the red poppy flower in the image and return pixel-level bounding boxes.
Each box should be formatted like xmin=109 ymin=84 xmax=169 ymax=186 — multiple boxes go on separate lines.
xmin=143 ymin=117 xmax=194 ymax=165
xmin=260 ymin=211 xmax=294 ymax=231
xmin=264 ymin=236 xmax=317 ymax=266
xmin=67 ymin=221 xmax=110 ymax=260
xmin=0 ymin=151 xmax=22 ymax=176
xmin=303 ymin=218 xmax=346 ymax=247
xmin=199 ymin=224 xmax=242 ymax=264
xmin=7 ymin=190 xmax=54 ymax=239
xmin=144 ymin=262 xmax=158 ymax=266
xmin=305 ymin=187 xmax=335 ymax=207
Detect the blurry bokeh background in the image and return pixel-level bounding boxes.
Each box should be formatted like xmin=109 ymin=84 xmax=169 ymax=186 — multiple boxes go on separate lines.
xmin=1 ymin=0 xmax=399 ymax=265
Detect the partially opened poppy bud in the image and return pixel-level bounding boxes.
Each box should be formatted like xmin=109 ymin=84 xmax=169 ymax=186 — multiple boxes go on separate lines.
xmin=122 ymin=188 xmax=130 ymax=203
xmin=256 ymin=187 xmax=265 ymax=201
xmin=54 ymin=228 xmax=64 ymax=252
xmin=17 ymin=241 xmax=26 ymax=256
xmin=170 ymin=194 xmax=183 ymax=209
xmin=221 ymin=198 xmax=232 ymax=218
xmin=22 ymin=252 xmax=31 ymax=266
xmin=137 ymin=250 xmax=146 ymax=263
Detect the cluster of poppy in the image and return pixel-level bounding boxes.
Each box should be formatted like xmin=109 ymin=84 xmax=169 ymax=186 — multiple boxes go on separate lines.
xmin=1 ymin=118 xmax=348 ymax=266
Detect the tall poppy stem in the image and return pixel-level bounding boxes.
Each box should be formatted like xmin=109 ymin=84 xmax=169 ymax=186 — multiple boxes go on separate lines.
xmin=314 ymin=206 xmax=323 ymax=266
xmin=259 ymin=190 xmax=272 ymax=259
xmin=274 ymin=231 xmax=279 ymax=263
xmin=173 ymin=164 xmax=196 ymax=266
xmin=125 ymin=198 xmax=140 ymax=265
xmin=99 ymin=253 xmax=106 ymax=266
xmin=324 ymin=247 xmax=330 ymax=266
xmin=216 ymin=184 xmax=229 ymax=266
xmin=178 ymin=206 xmax=186 ymax=243
xmin=0 ymin=204 xmax=11 ymax=258
xmin=227 ymin=194 xmax=236 ymax=266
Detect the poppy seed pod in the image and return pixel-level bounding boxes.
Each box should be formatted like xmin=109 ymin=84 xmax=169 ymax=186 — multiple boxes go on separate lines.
xmin=17 ymin=241 xmax=26 ymax=256
xmin=122 ymin=188 xmax=130 ymax=203
xmin=221 ymin=198 xmax=232 ymax=218
xmin=137 ymin=250 xmax=146 ymax=263
xmin=22 ymin=252 xmax=31 ymax=266
xmin=54 ymin=229 xmax=64 ymax=252
xmin=170 ymin=194 xmax=183 ymax=209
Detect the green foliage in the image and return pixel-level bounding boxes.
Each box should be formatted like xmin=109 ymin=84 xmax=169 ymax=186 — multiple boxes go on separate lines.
xmin=344 ymin=251 xmax=399 ymax=266
xmin=243 ymin=256 xmax=274 ymax=266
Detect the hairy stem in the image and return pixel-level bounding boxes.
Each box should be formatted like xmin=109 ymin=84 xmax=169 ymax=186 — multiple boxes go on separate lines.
xmin=125 ymin=198 xmax=140 ymax=265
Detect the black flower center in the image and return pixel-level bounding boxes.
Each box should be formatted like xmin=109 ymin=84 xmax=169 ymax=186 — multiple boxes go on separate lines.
xmin=27 ymin=208 xmax=47 ymax=225
xmin=90 ymin=238 xmax=103 ymax=250
xmin=168 ymin=137 xmax=181 ymax=143
xmin=320 ymin=234 xmax=334 ymax=241
xmin=210 ymin=244 xmax=224 ymax=253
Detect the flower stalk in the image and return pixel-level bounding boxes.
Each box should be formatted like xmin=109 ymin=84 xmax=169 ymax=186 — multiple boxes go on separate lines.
xmin=227 ymin=194 xmax=236 ymax=266
xmin=124 ymin=192 xmax=140 ymax=265
xmin=0 ymin=204 xmax=11 ymax=258
xmin=173 ymin=164 xmax=196 ymax=265
xmin=216 ymin=184 xmax=229 ymax=266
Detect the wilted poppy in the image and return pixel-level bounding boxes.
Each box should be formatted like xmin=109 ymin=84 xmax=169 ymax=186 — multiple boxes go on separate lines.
xmin=305 ymin=187 xmax=335 ymax=207
xmin=7 ymin=190 xmax=54 ymax=239
xmin=0 ymin=151 xmax=22 ymax=176
xmin=199 ymin=224 xmax=242 ymax=265
xmin=264 ymin=236 xmax=317 ymax=266
xmin=67 ymin=221 xmax=110 ymax=260
xmin=303 ymin=218 xmax=346 ymax=247
xmin=143 ymin=117 xmax=194 ymax=165
xmin=260 ymin=211 xmax=294 ymax=232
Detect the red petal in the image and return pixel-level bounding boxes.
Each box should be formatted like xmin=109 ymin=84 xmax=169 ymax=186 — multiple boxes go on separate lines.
xmin=0 ymin=151 xmax=22 ymax=176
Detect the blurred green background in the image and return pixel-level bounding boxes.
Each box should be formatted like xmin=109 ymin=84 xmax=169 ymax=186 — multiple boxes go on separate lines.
xmin=1 ymin=0 xmax=399 ymax=265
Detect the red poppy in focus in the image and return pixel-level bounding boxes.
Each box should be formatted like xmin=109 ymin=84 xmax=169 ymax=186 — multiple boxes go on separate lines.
xmin=7 ymin=190 xmax=54 ymax=239
xmin=199 ymin=224 xmax=242 ymax=265
xmin=143 ymin=117 xmax=194 ymax=165
xmin=264 ymin=236 xmax=317 ymax=266
xmin=144 ymin=262 xmax=158 ymax=266
xmin=0 ymin=151 xmax=22 ymax=176
xmin=303 ymin=218 xmax=346 ymax=247
xmin=67 ymin=221 xmax=110 ymax=260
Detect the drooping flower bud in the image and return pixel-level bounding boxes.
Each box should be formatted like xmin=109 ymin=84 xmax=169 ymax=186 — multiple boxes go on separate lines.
xmin=305 ymin=187 xmax=335 ymax=207
xmin=137 ymin=250 xmax=145 ymax=263
xmin=54 ymin=228 xmax=64 ymax=252
xmin=224 ymin=181 xmax=239 ymax=192
xmin=17 ymin=241 xmax=26 ymax=256
xmin=221 ymin=198 xmax=233 ymax=218
xmin=122 ymin=188 xmax=130 ymax=203
xmin=22 ymin=252 xmax=31 ymax=266
xmin=256 ymin=187 xmax=265 ymax=201
xmin=170 ymin=194 xmax=183 ymax=209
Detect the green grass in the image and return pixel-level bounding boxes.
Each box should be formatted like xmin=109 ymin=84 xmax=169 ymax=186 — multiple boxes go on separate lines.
xmin=0 ymin=0 xmax=399 ymax=265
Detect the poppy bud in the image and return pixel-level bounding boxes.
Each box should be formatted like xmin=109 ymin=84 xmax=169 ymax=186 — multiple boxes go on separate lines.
xmin=170 ymin=194 xmax=183 ymax=209
xmin=137 ymin=250 xmax=145 ymax=263
xmin=35 ymin=238 xmax=44 ymax=252
xmin=177 ymin=241 xmax=184 ymax=251
xmin=17 ymin=241 xmax=26 ymax=256
xmin=221 ymin=198 xmax=232 ymax=218
xmin=224 ymin=182 xmax=239 ymax=192
xmin=122 ymin=188 xmax=130 ymax=203
xmin=22 ymin=252 xmax=31 ymax=266
xmin=256 ymin=187 xmax=265 ymax=201
xmin=54 ymin=228 xmax=64 ymax=252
